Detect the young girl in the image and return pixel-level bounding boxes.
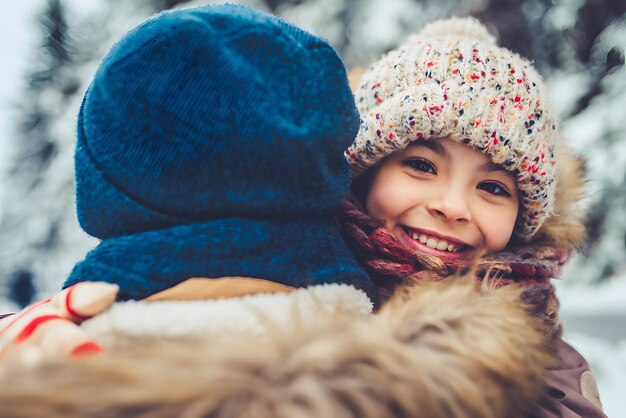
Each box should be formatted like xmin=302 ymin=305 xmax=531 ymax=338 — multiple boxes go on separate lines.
xmin=339 ymin=17 xmax=605 ymax=417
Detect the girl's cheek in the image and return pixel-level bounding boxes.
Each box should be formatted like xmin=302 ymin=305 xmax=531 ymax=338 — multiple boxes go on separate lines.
xmin=489 ymin=231 xmax=513 ymax=254
xmin=482 ymin=207 xmax=518 ymax=253
xmin=365 ymin=173 xmax=404 ymax=222
xmin=366 ymin=185 xmax=394 ymax=221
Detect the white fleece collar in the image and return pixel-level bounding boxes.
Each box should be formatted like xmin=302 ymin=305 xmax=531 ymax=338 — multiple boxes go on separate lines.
xmin=82 ymin=284 xmax=373 ymax=339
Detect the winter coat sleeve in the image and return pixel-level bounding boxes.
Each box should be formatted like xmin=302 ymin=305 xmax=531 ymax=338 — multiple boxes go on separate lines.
xmin=538 ymin=339 xmax=607 ymax=418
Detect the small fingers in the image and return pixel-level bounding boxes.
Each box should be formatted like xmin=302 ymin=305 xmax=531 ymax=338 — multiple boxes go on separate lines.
xmin=0 ymin=304 xmax=60 ymax=345
xmin=29 ymin=318 xmax=103 ymax=357
xmin=0 ymin=283 xmax=115 ymax=360
xmin=51 ymin=282 xmax=119 ymax=322
xmin=0 ymin=297 xmax=52 ymax=335
xmin=2 ymin=316 xmax=102 ymax=360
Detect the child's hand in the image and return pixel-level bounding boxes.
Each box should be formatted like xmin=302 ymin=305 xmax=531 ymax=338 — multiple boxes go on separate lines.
xmin=0 ymin=282 xmax=118 ymax=360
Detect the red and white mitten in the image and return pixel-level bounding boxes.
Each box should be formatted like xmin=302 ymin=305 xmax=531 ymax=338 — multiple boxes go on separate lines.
xmin=0 ymin=282 xmax=118 ymax=360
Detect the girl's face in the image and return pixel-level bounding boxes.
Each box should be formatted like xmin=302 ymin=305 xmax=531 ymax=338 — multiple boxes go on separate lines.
xmin=365 ymin=138 xmax=519 ymax=262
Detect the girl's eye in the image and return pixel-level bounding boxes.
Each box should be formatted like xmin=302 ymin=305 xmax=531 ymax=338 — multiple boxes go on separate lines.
xmin=404 ymin=158 xmax=436 ymax=174
xmin=478 ymin=181 xmax=511 ymax=197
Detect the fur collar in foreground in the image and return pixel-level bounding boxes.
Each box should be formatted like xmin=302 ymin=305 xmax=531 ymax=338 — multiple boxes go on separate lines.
xmin=532 ymin=140 xmax=587 ymax=250
xmin=0 ymin=278 xmax=552 ymax=418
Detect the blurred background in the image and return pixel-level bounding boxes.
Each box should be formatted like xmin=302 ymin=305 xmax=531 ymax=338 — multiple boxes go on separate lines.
xmin=0 ymin=0 xmax=624 ymax=414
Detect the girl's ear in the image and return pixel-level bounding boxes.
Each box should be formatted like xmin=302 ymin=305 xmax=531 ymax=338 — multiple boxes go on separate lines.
xmin=534 ymin=139 xmax=587 ymax=251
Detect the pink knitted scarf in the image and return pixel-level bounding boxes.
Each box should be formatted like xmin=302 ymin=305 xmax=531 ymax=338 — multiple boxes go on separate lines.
xmin=336 ymin=196 xmax=567 ymax=337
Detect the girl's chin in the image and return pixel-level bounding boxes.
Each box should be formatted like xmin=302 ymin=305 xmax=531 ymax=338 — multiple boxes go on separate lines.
xmin=395 ymin=227 xmax=475 ymax=264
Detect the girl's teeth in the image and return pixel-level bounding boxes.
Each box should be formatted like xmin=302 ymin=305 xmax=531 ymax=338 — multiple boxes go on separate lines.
xmin=407 ymin=229 xmax=460 ymax=252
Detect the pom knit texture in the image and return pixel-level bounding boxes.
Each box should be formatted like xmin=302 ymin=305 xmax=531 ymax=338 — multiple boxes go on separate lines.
xmin=345 ymin=17 xmax=558 ymax=240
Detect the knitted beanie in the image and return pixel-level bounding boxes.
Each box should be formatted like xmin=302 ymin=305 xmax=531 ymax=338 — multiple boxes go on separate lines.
xmin=345 ymin=17 xmax=558 ymax=240
xmin=76 ymin=3 xmax=359 ymax=238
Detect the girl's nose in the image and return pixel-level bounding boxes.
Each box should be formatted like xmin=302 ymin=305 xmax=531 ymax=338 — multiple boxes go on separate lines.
xmin=426 ymin=189 xmax=472 ymax=223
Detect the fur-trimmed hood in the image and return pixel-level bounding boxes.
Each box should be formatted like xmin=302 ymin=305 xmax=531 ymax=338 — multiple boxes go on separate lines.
xmin=532 ymin=138 xmax=587 ymax=250
xmin=0 ymin=278 xmax=552 ymax=418
xmin=347 ymin=70 xmax=588 ymax=252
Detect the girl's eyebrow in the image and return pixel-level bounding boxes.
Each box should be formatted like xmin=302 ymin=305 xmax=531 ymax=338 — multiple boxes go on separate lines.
xmin=408 ymin=141 xmax=448 ymax=158
xmin=480 ymin=160 xmax=517 ymax=185
xmin=480 ymin=160 xmax=509 ymax=173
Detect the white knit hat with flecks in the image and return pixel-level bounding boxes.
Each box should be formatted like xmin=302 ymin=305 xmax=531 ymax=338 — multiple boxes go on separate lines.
xmin=346 ymin=17 xmax=558 ymax=241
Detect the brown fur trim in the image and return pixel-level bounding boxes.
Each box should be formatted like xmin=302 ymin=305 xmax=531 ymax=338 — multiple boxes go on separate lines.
xmin=533 ymin=139 xmax=587 ymax=250
xmin=381 ymin=276 xmax=555 ymax=415
xmin=0 ymin=278 xmax=551 ymax=418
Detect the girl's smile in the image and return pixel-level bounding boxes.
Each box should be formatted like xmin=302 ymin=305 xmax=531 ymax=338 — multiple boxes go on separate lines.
xmin=365 ymin=137 xmax=520 ymax=261
xmin=396 ymin=225 xmax=475 ymax=263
